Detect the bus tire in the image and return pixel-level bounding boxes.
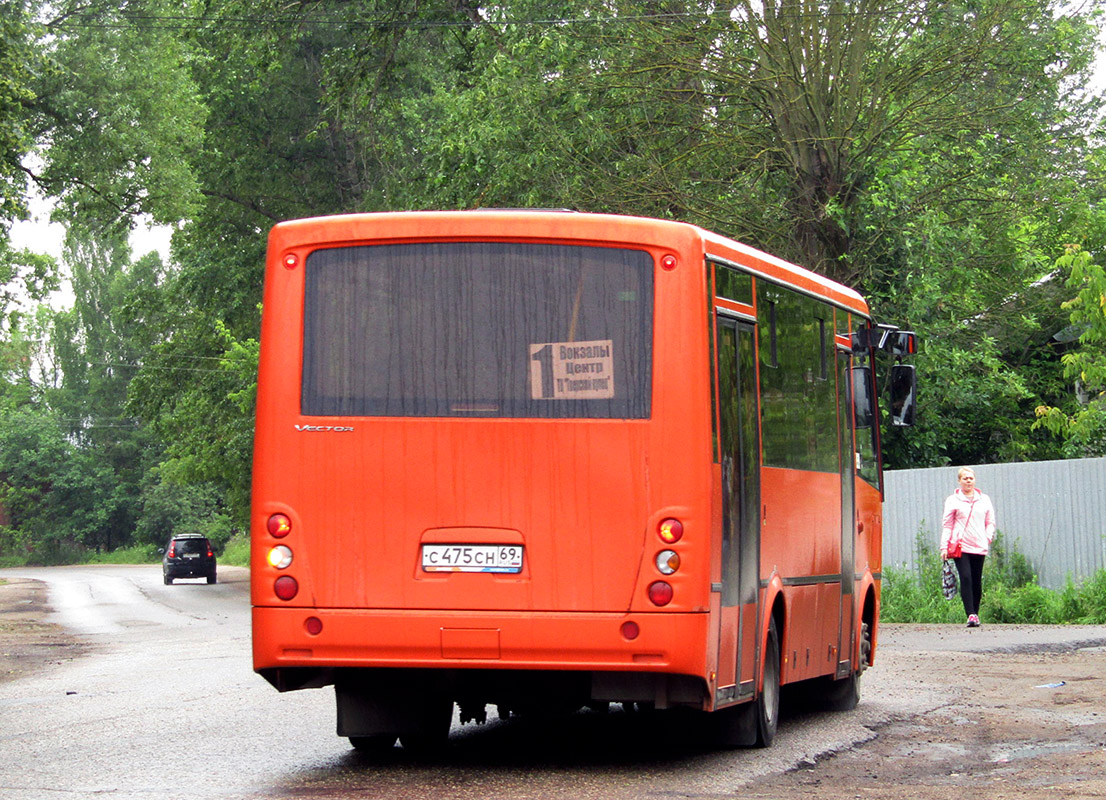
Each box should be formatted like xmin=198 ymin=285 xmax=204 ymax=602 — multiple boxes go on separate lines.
xmin=755 ymin=617 xmax=781 ymax=747
xmin=823 ymin=620 xmax=870 ymax=712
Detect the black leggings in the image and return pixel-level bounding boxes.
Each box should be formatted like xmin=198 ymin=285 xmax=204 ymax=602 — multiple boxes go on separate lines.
xmin=954 ymin=553 xmax=986 ymax=616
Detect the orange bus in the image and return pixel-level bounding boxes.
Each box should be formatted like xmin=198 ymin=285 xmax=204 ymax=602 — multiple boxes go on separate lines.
xmin=251 ymin=211 xmax=916 ymax=750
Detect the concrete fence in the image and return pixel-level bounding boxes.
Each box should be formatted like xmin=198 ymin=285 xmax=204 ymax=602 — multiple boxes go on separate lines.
xmin=883 ymin=457 xmax=1106 ymax=589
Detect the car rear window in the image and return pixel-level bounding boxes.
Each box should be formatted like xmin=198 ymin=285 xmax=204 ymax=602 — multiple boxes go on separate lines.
xmin=174 ymin=538 xmax=209 ymax=555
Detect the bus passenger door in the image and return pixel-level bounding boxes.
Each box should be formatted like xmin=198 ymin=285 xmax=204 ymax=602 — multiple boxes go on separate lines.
xmin=716 ymin=318 xmax=761 ymax=703
xmin=836 ymin=349 xmax=857 ymax=676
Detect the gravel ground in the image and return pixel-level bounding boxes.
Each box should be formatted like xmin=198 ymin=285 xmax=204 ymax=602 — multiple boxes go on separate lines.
xmin=0 ymin=577 xmax=92 ymax=684
xmin=756 ymin=624 xmax=1106 ymax=798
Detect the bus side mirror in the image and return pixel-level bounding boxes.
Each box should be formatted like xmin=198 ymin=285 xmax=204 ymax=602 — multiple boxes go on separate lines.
xmin=851 ymin=327 xmax=917 ymax=355
xmin=886 ymin=331 xmax=917 ymax=357
xmin=889 ymin=364 xmax=917 ymax=427
xmin=889 ymin=331 xmax=915 ymax=356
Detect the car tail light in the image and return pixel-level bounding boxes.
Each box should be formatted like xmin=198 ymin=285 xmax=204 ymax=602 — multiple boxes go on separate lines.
xmin=167 ymin=542 xmax=176 ymax=558
xmin=304 ymin=617 xmax=323 ymax=636
xmin=207 ymin=544 xmax=214 ymax=558
xmin=647 ymin=581 xmax=673 ymax=606
xmin=658 ymin=518 xmax=683 ymax=544
xmin=620 ymin=621 xmax=640 ymax=640
xmin=274 ymin=576 xmax=298 ymax=601
xmin=267 ymin=514 xmax=292 ymax=538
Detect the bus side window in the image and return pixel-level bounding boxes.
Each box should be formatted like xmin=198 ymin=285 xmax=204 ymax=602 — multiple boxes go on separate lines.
xmin=849 ymin=363 xmax=880 ymax=485
xmin=850 ymin=365 xmax=873 ymax=429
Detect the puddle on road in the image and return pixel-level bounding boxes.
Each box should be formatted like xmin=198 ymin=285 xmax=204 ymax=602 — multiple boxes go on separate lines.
xmin=991 ymin=741 xmax=1090 ymax=763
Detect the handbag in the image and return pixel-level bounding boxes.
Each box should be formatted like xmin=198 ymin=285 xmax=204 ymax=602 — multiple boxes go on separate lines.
xmin=942 ymin=559 xmax=958 ymax=600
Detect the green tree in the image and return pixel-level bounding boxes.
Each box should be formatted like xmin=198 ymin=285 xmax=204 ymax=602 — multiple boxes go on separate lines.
xmin=28 ymin=0 xmax=206 ymax=226
xmin=44 ymin=226 xmax=167 ymax=551
xmin=1034 ymin=245 xmax=1106 ymax=455
xmin=0 ymin=397 xmax=119 ymax=562
xmin=0 ymin=1 xmax=58 ymax=335
xmin=0 ymin=1 xmax=37 ymax=221
xmin=3 ymin=0 xmax=1103 ymax=565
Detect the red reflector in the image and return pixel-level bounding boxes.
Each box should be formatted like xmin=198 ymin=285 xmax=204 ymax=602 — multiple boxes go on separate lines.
xmin=304 ymin=617 xmax=323 ymax=636
xmin=267 ymin=514 xmax=292 ymax=538
xmin=661 ymin=254 xmax=678 ymax=271
xmin=620 ymin=621 xmax=640 ymax=640
xmin=658 ymin=518 xmax=683 ymax=544
xmin=647 ymin=581 xmax=673 ymax=606
xmin=282 ymin=253 xmax=299 ymax=270
xmin=274 ymin=576 xmax=299 ymax=601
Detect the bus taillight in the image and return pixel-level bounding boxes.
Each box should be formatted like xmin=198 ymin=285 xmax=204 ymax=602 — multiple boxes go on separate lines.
xmin=648 ymin=581 xmax=673 ymax=606
xmin=658 ymin=518 xmax=683 ymax=544
xmin=655 ymin=550 xmax=680 ymax=575
xmin=267 ymin=545 xmax=293 ymax=569
xmin=274 ymin=576 xmax=298 ymax=601
xmin=267 ymin=514 xmax=292 ymax=538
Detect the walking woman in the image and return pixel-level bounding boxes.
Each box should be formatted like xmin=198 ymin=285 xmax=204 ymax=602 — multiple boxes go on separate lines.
xmin=941 ymin=467 xmax=997 ymax=627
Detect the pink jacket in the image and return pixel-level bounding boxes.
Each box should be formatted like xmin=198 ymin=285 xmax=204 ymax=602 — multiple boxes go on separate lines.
xmin=941 ymin=488 xmax=997 ymax=556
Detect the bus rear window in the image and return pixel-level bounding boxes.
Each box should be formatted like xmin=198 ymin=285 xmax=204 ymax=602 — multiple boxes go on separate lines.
xmin=301 ymin=242 xmax=653 ymax=418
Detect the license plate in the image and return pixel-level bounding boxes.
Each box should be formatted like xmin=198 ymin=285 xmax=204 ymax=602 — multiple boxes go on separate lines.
xmin=421 ymin=544 xmax=524 ymax=574
xmin=184 ymin=553 xmax=199 ymax=559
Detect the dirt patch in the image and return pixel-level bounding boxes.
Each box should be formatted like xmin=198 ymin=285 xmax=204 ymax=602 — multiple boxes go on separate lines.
xmin=0 ymin=577 xmax=91 ymax=685
xmin=754 ymin=646 xmax=1106 ymax=799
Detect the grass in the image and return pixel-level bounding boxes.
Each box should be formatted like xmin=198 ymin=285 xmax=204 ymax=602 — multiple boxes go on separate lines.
xmin=219 ymin=535 xmax=250 ymax=567
xmin=85 ymin=544 xmax=162 ymax=565
xmin=0 ymin=535 xmax=251 ymax=569
xmin=881 ymin=531 xmax=1106 ymax=624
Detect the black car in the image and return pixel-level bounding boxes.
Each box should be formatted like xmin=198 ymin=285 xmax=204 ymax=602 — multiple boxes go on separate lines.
xmin=162 ymin=533 xmax=217 ymax=585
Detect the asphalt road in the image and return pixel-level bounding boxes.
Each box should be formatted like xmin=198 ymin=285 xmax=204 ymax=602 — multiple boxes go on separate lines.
xmin=2 ymin=565 xmax=1104 ymax=800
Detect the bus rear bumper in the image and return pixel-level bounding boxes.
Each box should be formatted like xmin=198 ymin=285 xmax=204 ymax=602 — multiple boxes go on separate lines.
xmin=252 ymin=606 xmax=709 ymax=678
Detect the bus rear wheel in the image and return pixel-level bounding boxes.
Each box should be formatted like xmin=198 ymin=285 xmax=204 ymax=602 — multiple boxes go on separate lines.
xmin=711 ymin=616 xmax=781 ymax=748
xmin=754 ymin=617 xmax=781 ymax=747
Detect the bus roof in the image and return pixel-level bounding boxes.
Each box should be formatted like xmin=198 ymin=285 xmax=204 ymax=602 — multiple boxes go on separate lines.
xmin=269 ymin=210 xmax=870 ymax=317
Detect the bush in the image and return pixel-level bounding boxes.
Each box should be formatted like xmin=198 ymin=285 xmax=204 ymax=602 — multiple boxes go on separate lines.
xmin=882 ymin=564 xmax=969 ymax=623
xmin=1060 ymin=570 xmax=1106 ymax=624
xmin=220 ymin=534 xmax=250 ymax=567
xmin=986 ymin=532 xmax=1035 ymax=589
xmin=881 ymin=530 xmax=1106 ymax=624
xmin=985 ymin=581 xmax=1063 ymax=623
